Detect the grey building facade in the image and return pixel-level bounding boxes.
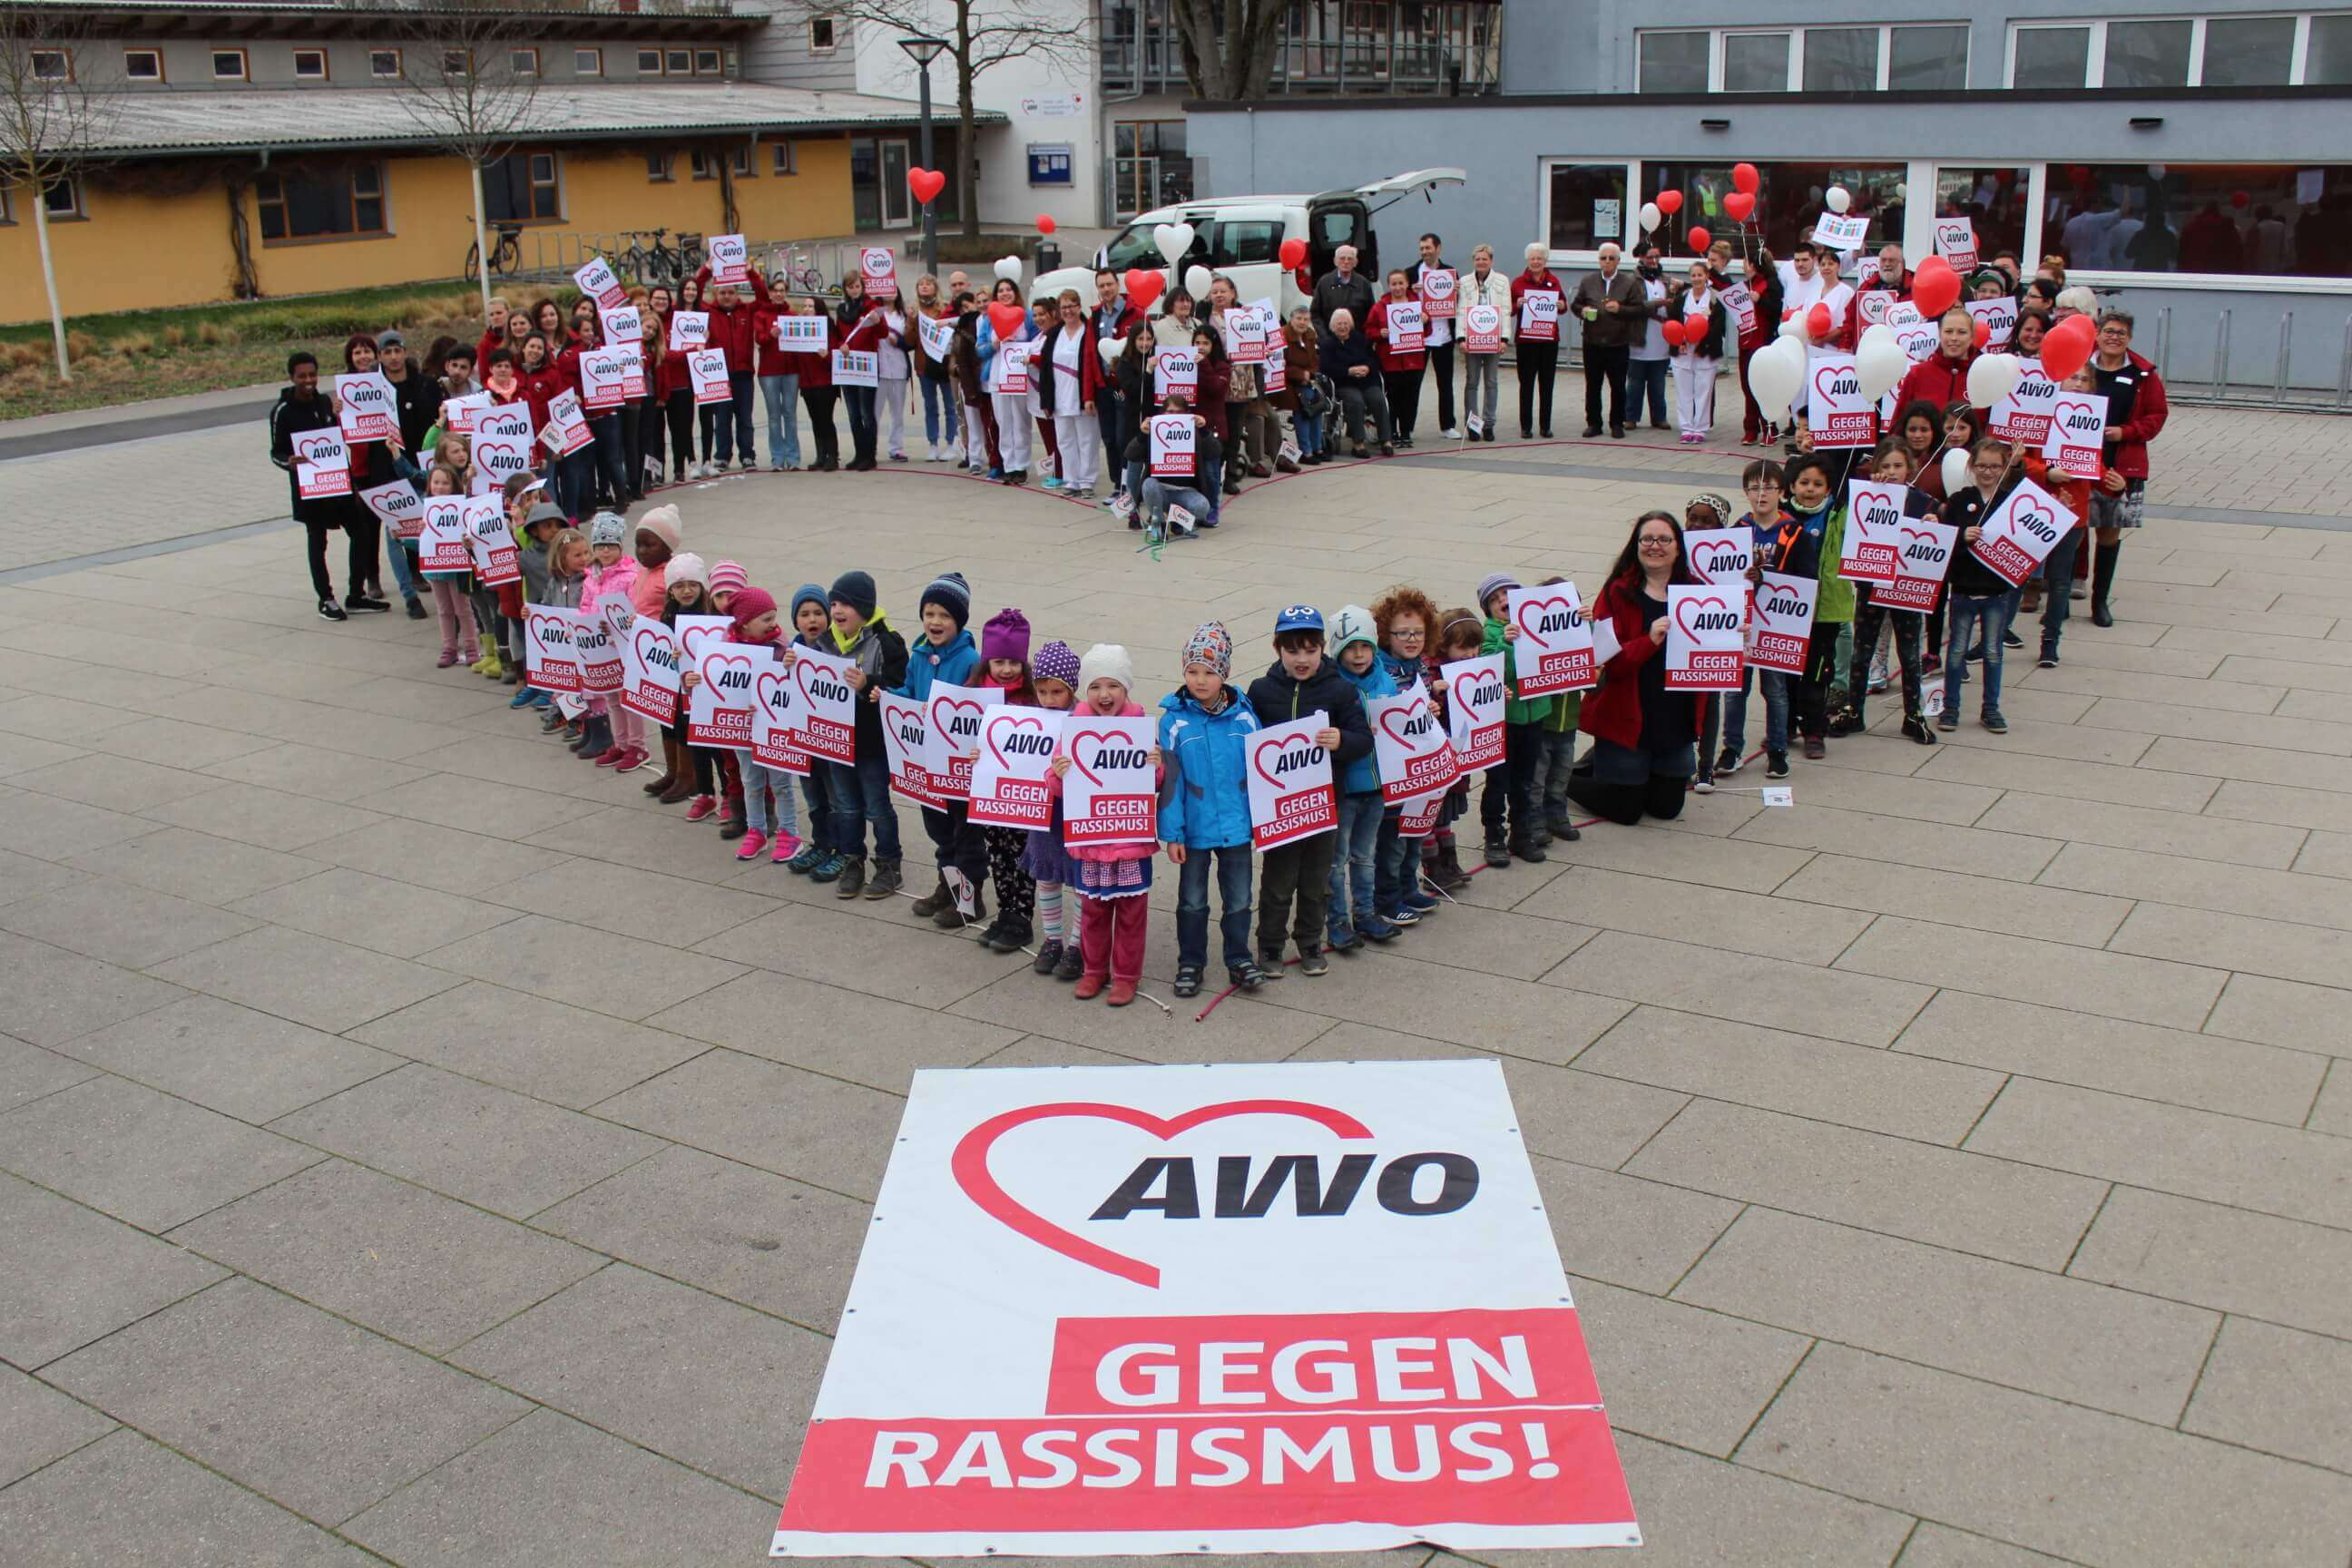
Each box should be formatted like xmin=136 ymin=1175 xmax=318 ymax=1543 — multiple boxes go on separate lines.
xmin=1187 ymin=2 xmax=2352 ymax=394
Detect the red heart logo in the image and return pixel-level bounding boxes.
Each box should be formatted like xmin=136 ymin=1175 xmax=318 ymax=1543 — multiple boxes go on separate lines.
xmin=1675 ymin=594 xmax=1732 ymax=642
xmin=632 ymin=625 xmax=670 ymax=669
xmin=1450 ymin=667 xmax=1490 ymax=718
xmin=681 ymin=624 xmax=728 ymax=661
xmin=1512 ymin=593 xmax=1577 ymax=650
xmin=1689 ymin=541 xmax=1745 ymax=582
xmin=1377 ymin=699 xmax=1435 ymax=751
xmin=985 ymin=712 xmax=1048 ymax=770
xmin=1253 ymin=734 xmax=1322 ymax=789
xmin=755 ymin=668 xmax=792 ymax=720
xmin=1063 ymin=727 xmax=1128 ymax=789
xmin=703 ymin=652 xmax=752 ymax=692
xmin=527 ymin=610 xmax=566 ymax=643
xmin=792 ymin=659 xmax=836 ymax=708
xmin=950 ymin=1100 xmax=1374 ymax=1288
xmin=1812 ymin=366 xmax=1848 ymax=404
xmin=1847 ymin=485 xmax=1898 ymax=539
xmin=929 ymin=695 xmax=987 ymax=745
xmin=2051 ymin=397 xmax=2096 ymax=428
xmin=475 ymin=438 xmax=524 ymax=471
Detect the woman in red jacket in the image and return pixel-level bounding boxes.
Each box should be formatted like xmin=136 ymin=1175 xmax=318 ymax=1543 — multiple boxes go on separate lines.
xmin=1366 ymin=268 xmax=1428 ymax=448
xmin=2088 ymin=309 xmax=2167 ymax=627
xmin=1892 ymin=309 xmax=1977 ymax=413
xmin=1566 ymin=510 xmax=1708 ymax=827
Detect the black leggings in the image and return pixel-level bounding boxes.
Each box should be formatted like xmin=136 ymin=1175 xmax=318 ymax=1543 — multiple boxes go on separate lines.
xmin=1567 ymin=769 xmax=1687 ymax=827
xmin=663 ymin=391 xmax=695 ymax=476
xmin=801 ymin=387 xmax=840 ymax=466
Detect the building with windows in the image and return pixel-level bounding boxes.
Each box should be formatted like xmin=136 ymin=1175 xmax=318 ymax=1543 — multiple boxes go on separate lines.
xmin=0 ymin=0 xmax=1004 ymax=322
xmin=1187 ymin=3 xmax=2352 ymax=391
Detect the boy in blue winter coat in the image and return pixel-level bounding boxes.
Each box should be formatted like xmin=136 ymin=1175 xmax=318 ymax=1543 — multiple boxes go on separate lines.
xmin=895 ymin=571 xmax=990 ymax=922
xmin=1247 ymin=605 xmax=1376 ymax=978
xmin=1158 ymin=622 xmax=1268 ymax=999
xmin=1325 ymin=606 xmax=1399 ymax=954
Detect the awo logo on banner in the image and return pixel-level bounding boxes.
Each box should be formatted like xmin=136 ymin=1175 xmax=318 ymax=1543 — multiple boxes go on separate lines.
xmin=770 ymin=1061 xmax=1638 ymax=1557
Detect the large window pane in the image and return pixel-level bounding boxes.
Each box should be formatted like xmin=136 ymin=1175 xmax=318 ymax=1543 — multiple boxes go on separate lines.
xmin=2103 ymin=19 xmax=2190 ymax=88
xmin=2310 ymin=15 xmax=2352 ymax=83
xmin=2200 ymin=15 xmax=2293 ymax=86
xmin=1888 ymin=24 xmax=1967 ymax=90
xmin=1722 ymin=33 xmax=1789 ymax=92
xmin=1548 ymin=162 xmax=1632 ymax=250
xmin=1644 ymin=162 xmax=1905 ymax=260
xmin=2045 ymin=164 xmax=2352 ymax=278
xmin=1802 ymin=26 xmax=1878 ymax=92
xmin=1935 ymin=166 xmax=2032 ymax=270
xmin=2012 ymin=25 xmax=2088 ymax=88
xmin=1637 ymin=31 xmax=1708 ymax=93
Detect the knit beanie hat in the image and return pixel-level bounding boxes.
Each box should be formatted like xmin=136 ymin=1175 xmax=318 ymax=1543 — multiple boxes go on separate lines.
xmin=980 ymin=607 xmax=1030 ymax=663
xmin=709 ymin=560 xmax=749 ymax=598
xmin=1034 ymin=640 xmax=1080 ymax=688
xmin=1182 ymin=620 xmax=1232 ymax=679
xmin=922 ymin=570 xmax=972 ymax=628
xmin=1077 ymin=643 xmax=1134 ymax=701
xmin=790 ymin=583 xmax=828 ymax=622
xmin=667 ymin=552 xmax=709 ymax=587
xmin=728 ymin=588 xmax=779 ymax=641
xmin=1475 ymin=572 xmax=1521 ymax=611
xmin=1331 ymin=604 xmax=1377 ymax=654
xmin=829 ymin=569 xmax=877 ymax=618
xmin=1688 ymin=493 xmax=1733 ymax=528
xmin=587 ymin=511 xmax=628 ymax=547
xmin=635 ymin=504 xmax=682 ymax=553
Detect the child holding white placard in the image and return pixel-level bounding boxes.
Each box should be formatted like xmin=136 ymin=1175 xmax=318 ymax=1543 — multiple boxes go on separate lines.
xmin=726 ymin=588 xmax=799 ymax=864
xmin=972 ymin=610 xmax=1040 ymax=953
xmin=580 ymin=513 xmax=646 ymax=772
xmin=1158 ymin=622 xmax=1267 ymax=999
xmin=1369 ymin=587 xmax=1450 ymax=921
xmin=1024 ymin=641 xmax=1083 ymax=981
xmin=1326 ymin=607 xmax=1400 ymax=954
xmin=1475 ymin=572 xmax=1554 ymax=868
xmin=781 ymin=586 xmax=844 ymax=880
xmin=897 ymin=573 xmax=985 ymax=926
xmin=1248 ymin=608 xmax=1372 ymax=979
xmin=1938 ymin=439 xmax=2025 ymax=734
xmin=1050 ymin=645 xmax=1163 ymax=1007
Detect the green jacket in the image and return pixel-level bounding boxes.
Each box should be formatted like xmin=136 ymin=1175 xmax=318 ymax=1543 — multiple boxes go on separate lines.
xmin=1481 ymin=616 xmax=1555 ymax=726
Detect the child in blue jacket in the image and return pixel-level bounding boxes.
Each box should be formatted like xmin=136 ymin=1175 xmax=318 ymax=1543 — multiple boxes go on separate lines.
xmin=1158 ymin=622 xmax=1269 ymax=998
xmin=1326 ymin=605 xmax=1399 ymax=954
xmin=895 ymin=571 xmax=989 ymax=922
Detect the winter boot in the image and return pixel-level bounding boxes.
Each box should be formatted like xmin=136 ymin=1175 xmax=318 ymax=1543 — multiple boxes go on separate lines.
xmin=866 ymin=857 xmax=903 ymax=899
xmin=2091 ymin=538 xmax=2122 ymax=628
xmin=642 ymin=734 xmax=680 ymax=796
xmin=910 ymin=875 xmax=953 ymax=919
xmin=835 ymin=857 xmax=867 ymax=898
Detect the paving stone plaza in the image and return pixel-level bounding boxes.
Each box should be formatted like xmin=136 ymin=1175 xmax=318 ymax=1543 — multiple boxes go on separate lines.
xmin=1 ymin=387 xmax=2349 ymax=1566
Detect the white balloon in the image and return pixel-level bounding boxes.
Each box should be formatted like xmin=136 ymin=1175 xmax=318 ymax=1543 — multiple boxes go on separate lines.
xmin=1638 ymin=201 xmax=1662 ymax=235
xmin=1966 ymin=353 xmax=2023 ymax=409
xmin=1745 ymin=336 xmax=1803 ymax=416
xmin=1779 ymin=311 xmax=1808 ymax=342
xmin=1099 ymin=336 xmax=1123 ymax=370
xmin=1183 ymin=264 xmax=1213 ymax=300
xmin=1856 ymin=334 xmax=1908 ymax=401
xmin=1858 ymin=322 xmax=1897 ymax=354
xmin=1942 ymin=448 xmax=1972 ymax=495
xmin=1826 ymin=184 xmax=1852 ymax=214
xmin=1153 ymin=221 xmax=1195 ymax=268
xmin=992 ymin=255 xmax=1023 ymax=282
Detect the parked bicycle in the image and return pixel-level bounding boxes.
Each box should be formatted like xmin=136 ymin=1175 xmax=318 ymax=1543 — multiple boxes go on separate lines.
xmin=464 ymin=220 xmax=524 ymax=283
xmin=618 ymin=229 xmax=707 ymax=288
xmin=778 ymin=243 xmax=826 ymax=296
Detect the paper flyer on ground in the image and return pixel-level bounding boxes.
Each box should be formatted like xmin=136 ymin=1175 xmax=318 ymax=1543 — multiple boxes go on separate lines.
xmin=771 ymin=1060 xmax=1639 ymax=1557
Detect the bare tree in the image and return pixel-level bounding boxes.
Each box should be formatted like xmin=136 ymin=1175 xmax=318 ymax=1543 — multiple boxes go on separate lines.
xmin=1169 ymin=0 xmax=1286 ymax=101
xmin=0 ymin=7 xmax=121 ymax=381
xmin=393 ymin=5 xmax=541 ymax=319
xmin=779 ymin=0 xmax=1085 ymax=241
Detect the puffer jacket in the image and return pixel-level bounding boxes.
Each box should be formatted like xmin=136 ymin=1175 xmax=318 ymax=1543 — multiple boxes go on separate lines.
xmin=1245 ymin=655 xmax=1373 ymax=771
xmin=897 ymin=626 xmax=978 ymax=701
xmin=582 ymin=555 xmax=641 ymax=619
xmin=1156 ymin=684 xmax=1262 ymax=848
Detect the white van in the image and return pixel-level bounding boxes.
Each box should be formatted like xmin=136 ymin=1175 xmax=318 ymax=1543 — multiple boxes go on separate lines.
xmin=1031 ymin=168 xmax=1466 ymax=315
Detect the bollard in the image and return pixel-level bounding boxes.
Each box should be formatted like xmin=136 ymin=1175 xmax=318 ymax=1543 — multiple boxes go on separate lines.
xmin=2213 ymin=310 xmax=2231 ymax=400
xmin=2277 ymin=311 xmax=2294 ymax=403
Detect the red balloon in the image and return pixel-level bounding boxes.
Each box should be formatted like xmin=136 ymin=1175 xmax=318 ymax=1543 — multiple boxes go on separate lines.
xmin=2230 ymin=189 xmax=2250 ymax=209
xmin=2040 ymin=315 xmax=2098 ymax=381
xmin=1035 ymin=214 xmax=1057 ymax=234
xmin=1732 ymin=162 xmax=1759 ymax=195
xmin=1722 ymin=192 xmax=1755 ymax=223
xmin=986 ymin=301 xmax=1027 ymax=341
xmin=1686 ymin=226 xmax=1711 ymax=253
xmin=1279 ymin=236 xmax=1308 ymax=270
xmin=1807 ymin=303 xmax=1833 ymax=338
xmin=1655 ymin=190 xmax=1684 ymax=216
xmin=1122 ymin=269 xmax=1164 ymax=311
xmin=1973 ymin=319 xmax=1992 ymax=348
xmin=1661 ymin=318 xmax=1688 ymax=347
xmin=906 ymin=167 xmax=946 ymax=205
xmin=1911 ymin=258 xmax=1960 ymax=317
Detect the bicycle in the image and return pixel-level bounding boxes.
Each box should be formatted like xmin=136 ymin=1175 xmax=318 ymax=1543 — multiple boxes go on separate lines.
xmin=778 ymin=242 xmax=826 ymax=296
xmin=464 ymin=220 xmax=524 ymax=283
xmin=618 ymin=229 xmax=708 ymax=289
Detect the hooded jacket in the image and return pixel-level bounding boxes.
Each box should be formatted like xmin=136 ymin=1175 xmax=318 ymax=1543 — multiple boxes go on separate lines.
xmin=1245 ymin=654 xmax=1374 ymax=775
xmin=269 ymin=384 xmax=349 ymax=526
xmin=897 ymin=625 xmax=978 ymax=701
xmin=1156 ymin=684 xmax=1262 ymax=848
xmin=1331 ymin=656 xmax=1398 ymax=795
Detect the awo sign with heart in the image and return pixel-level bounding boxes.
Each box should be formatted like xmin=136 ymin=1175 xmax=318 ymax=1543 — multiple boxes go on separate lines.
xmin=2044 ymin=392 xmax=2107 ymax=480
xmin=1059 ymin=715 xmax=1156 ymax=848
xmin=1503 ymin=584 xmax=1597 ymax=701
xmin=1807 ymin=350 xmax=1874 ymax=447
xmin=768 ymin=1058 xmax=1639 ymax=1557
xmin=524 ymin=607 xmax=583 ymax=694
xmin=1839 ymin=478 xmax=1904 ymax=584
xmin=1665 ymin=586 xmax=1743 ymax=691
xmin=923 ymin=684 xmax=1002 ymax=791
xmin=1747 ymin=569 xmax=1816 ymax=675
xmin=1874 ymin=519 xmax=1957 ymax=612
xmin=620 ymin=620 xmax=681 ymax=725
xmin=1244 ymin=713 xmax=1335 ymax=850
xmin=750 ymin=668 xmax=813 ymax=776
xmin=783 ymin=644 xmax=860 ymax=766
xmin=1366 ymin=686 xmax=1460 ymax=805
xmin=1440 ymin=652 xmax=1506 ymax=774
xmin=688 ymin=645 xmax=762 ymax=751
xmin=967 ymin=710 xmax=1056 ymax=831
xmin=1972 ymin=477 xmax=2069 ymax=586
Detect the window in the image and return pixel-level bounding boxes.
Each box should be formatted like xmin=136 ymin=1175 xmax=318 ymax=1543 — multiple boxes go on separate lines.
xmin=1636 ymin=30 xmax=1707 ymax=93
xmin=370 ymin=48 xmax=401 ymax=78
xmin=123 ymin=48 xmax=162 ymax=81
xmin=665 ymin=48 xmax=691 ymax=74
xmin=484 ymin=151 xmax=560 ymax=222
xmin=256 ymin=162 xmax=386 ymax=242
xmin=1723 ymin=32 xmax=1790 ymax=92
xmin=695 ymin=48 xmax=722 ymax=74
xmin=1642 ymin=162 xmax=1906 ymax=257
xmin=2313 ymin=15 xmax=2352 ymax=81
xmin=1888 ymin=24 xmax=1968 ymax=89
xmin=2011 ymin=15 xmax=2346 ymax=88
xmin=1543 ymin=162 xmax=1633 ymax=250
xmin=1936 ymin=166 xmax=2034 ymax=270
xmin=1802 ymin=26 xmax=1878 ymax=91
xmin=1209 ymin=219 xmax=1282 ymax=266
xmin=2047 ymin=163 xmax=2352 ymax=278
xmin=771 ymin=140 xmax=797 ymax=175
xmin=42 ymin=176 xmax=83 ymax=220
xmin=690 ymin=149 xmax=719 ymax=181
xmin=30 ymin=49 xmax=70 ymax=81
xmin=2201 ymin=16 xmax=2295 ymax=84
xmin=637 ymin=47 xmax=662 ymax=74
xmin=808 ymin=16 xmax=838 ymax=51
xmin=292 ymin=48 xmax=328 ymax=80
xmin=211 ymin=48 xmax=248 ymax=80
xmin=2103 ymin=19 xmax=2190 ymax=87
xmin=729 ymin=144 xmax=755 ymax=178
xmin=441 ymin=48 xmax=471 ymax=76
xmin=510 ymin=47 xmax=539 ymax=76
xmin=646 ymin=150 xmax=674 ymax=181
xmin=574 ymin=47 xmax=603 ymax=76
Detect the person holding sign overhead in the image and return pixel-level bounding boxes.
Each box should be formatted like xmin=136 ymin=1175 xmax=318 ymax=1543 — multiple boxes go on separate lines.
xmin=1567 ymin=512 xmax=1709 ymax=825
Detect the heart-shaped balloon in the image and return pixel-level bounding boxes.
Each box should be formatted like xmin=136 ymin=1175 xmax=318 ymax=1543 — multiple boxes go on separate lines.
xmin=1656 ymin=190 xmax=1683 ymax=216
xmin=1723 ymin=192 xmax=1755 ymax=223
xmin=1942 ymin=448 xmax=1972 ymax=495
xmin=993 ymin=255 xmax=1024 ymax=282
xmin=986 ymin=301 xmax=1027 ymax=341
xmin=1966 ymin=353 xmax=2023 ymax=409
xmin=906 ymin=167 xmax=946 ymax=205
xmin=1154 ymin=221 xmax=1195 ymax=268
xmin=1183 ymin=264 xmax=1212 ymax=300
xmin=1123 ymin=269 xmax=1164 ymax=312
xmin=1279 ymin=236 xmax=1308 ymax=270
xmin=1098 ymin=336 xmax=1123 ymax=369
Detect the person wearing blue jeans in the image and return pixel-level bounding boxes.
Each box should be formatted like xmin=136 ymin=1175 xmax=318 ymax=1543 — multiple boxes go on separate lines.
xmin=1326 ymin=605 xmax=1398 ymax=950
xmin=587 ymin=411 xmax=631 ymax=506
xmin=919 ymin=367 xmax=958 ymax=456
xmin=1718 ymin=665 xmax=1790 ymax=775
xmin=714 ymin=372 xmax=757 ymax=468
xmin=1940 ymin=440 xmax=2025 ymax=734
xmin=1158 ymin=621 xmax=1268 ymax=996
xmin=760 ymin=372 xmax=801 ymax=469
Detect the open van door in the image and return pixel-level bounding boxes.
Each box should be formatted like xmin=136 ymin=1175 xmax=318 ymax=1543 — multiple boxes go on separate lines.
xmin=1331 ymin=167 xmax=1468 ymax=214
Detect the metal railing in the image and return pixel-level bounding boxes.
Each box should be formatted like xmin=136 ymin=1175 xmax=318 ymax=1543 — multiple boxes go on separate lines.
xmin=516 ymin=231 xmax=876 ymax=297
xmin=2146 ymin=305 xmax=2352 ymax=412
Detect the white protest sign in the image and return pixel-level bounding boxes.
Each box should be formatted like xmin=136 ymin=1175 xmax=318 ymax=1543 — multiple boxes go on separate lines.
xmin=1721 ymin=281 xmax=1758 ymax=336
xmin=1504 ymin=583 xmax=1597 ymax=699
xmin=1366 ymin=683 xmax=1461 ymax=805
xmin=1385 ymin=300 xmax=1426 ymax=354
xmin=621 ymin=617 xmax=683 ymax=725
xmin=439 ymin=389 xmax=491 ymax=435
xmin=2044 ymin=390 xmax=2107 ymax=480
xmin=879 ymin=691 xmax=941 ymax=806
xmin=688 ymin=639 xmax=762 ymax=751
xmin=688 ymin=348 xmax=730 ymax=405
xmin=293 ymin=429 xmax=350 ymax=498
xmin=1221 ymin=309 xmax=1268 ymax=365
xmin=1439 ymin=652 xmax=1506 ymax=774
xmin=1153 ymin=347 xmax=1199 ymax=398
xmin=669 ymin=310 xmax=710 ymax=352
xmin=1840 ymin=479 xmax=1906 ymax=583
xmin=994 ymin=342 xmax=1032 ymax=397
xmin=1397 ymin=789 xmax=1448 ymax=840
xmin=1874 ymin=518 xmax=1957 ymax=612
xmin=785 ymin=644 xmax=860 ymax=765
xmin=1972 ymin=477 xmax=2070 ymax=587
xmin=674 ymin=612 xmax=733 ymax=674
xmin=1262 ymin=347 xmax=1289 ymax=395
xmin=358 ymin=479 xmax=424 ymax=541
xmin=1665 ymin=584 xmax=1744 ymax=691
xmin=1682 ymin=527 xmax=1752 ymax=590
xmin=776 ymin=314 xmax=830 ymax=354
xmin=768 ymin=1058 xmax=1640 ymax=1557
xmin=1965 ymin=298 xmax=2016 ymax=350
xmin=573 ymin=610 xmax=624 ymax=695
xmin=1747 ymin=569 xmax=1817 ymax=676
xmin=1518 ymin=292 xmax=1558 ymax=342
xmin=1058 ymin=714 xmax=1159 ymax=850
xmin=524 ymin=605 xmax=583 ymax=692
xmin=418 ymin=497 xmax=471 ymax=574
xmin=1988 ymin=356 xmax=2059 ymax=444
xmin=968 ymin=708 xmax=1059 ymax=830
xmin=542 ymin=387 xmax=593 ymax=456
xmin=924 ymin=681 xmax=1004 ymax=801
xmin=707 ymin=233 xmax=750 ymax=287
xmin=833 ymin=349 xmax=880 ymax=388
xmin=1812 ymin=211 xmax=1869 ymax=250
xmin=1806 ymin=352 xmax=1875 ymax=448
xmin=1886 ymin=300 xmax=1926 ymax=328
xmin=917 ymin=312 xmax=956 ymax=363
xmin=574 ymin=255 xmax=626 ymax=310
xmin=334 ymin=372 xmax=397 ymax=444
xmin=1856 ymin=289 xmax=1897 ymax=328
xmin=1463 ymin=302 xmax=1503 ymax=354
xmin=749 ymin=662 xmax=815 ymax=778
xmin=579 ymin=347 xmax=637 ymax=411
xmin=1246 ymin=711 xmax=1338 ymax=851
xmin=1147 ymin=414 xmax=1196 ymax=477
xmin=860 ymin=246 xmax=899 ymax=301
xmin=1420 ymin=267 xmax=1458 ymax=318
xmin=1934 ymin=217 xmax=1979 ymax=271
xmin=462 ymin=494 xmax=518 ymax=586
xmin=1892 ymin=318 xmax=1938 ymax=364
xmin=600 ymin=303 xmax=643 ymax=348
xmin=473 ymin=406 xmax=534 ymax=488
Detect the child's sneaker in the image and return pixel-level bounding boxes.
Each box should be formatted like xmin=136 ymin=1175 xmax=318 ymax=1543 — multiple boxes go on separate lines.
xmin=509 ymin=686 xmax=539 ymax=709
xmin=770 ymin=832 xmax=801 ymax=865
xmin=786 ymin=842 xmax=824 ymax=874
xmin=1980 ymin=709 xmax=2009 ymax=734
xmin=735 ymin=830 xmax=769 ymax=861
xmin=1483 ymin=840 xmax=1510 ymax=869
xmin=1054 ymin=944 xmax=1083 ymax=982
xmin=1173 ymin=965 xmax=1203 ymax=999
xmin=1403 ymin=888 xmax=1442 ymax=914
xmin=808 ymin=849 xmax=844 ymax=882
xmin=1327 ymin=923 xmax=1362 ymax=956
xmin=1715 ymin=745 xmax=1742 ymax=777
xmin=683 ymin=795 xmax=718 ymax=821
xmin=1358 ymin=914 xmax=1399 ymax=943
xmin=1382 ymin=903 xmax=1420 ymax=926
xmin=615 ymin=747 xmax=650 ymax=773
xmin=1298 ymin=946 xmax=1330 ymax=977
xmin=1227 ymin=958 xmax=1269 ymax=991
xmin=1031 ymin=939 xmax=1063 ymax=975
xmin=1766 ymin=751 xmax=1791 ymax=778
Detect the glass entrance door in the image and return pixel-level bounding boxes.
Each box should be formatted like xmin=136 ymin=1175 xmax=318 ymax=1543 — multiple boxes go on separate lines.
xmin=879 ymin=138 xmax=913 ymax=228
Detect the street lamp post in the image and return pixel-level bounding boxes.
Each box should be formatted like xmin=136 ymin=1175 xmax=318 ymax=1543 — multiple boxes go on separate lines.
xmin=898 ymin=34 xmax=948 ymax=277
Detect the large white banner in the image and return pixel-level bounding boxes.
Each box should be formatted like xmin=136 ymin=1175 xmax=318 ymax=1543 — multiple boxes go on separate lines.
xmin=771 ymin=1060 xmax=1639 ymax=1557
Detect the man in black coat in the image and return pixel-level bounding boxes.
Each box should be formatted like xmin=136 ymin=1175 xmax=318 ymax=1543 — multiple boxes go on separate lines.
xmin=268 ymin=350 xmax=380 ymax=621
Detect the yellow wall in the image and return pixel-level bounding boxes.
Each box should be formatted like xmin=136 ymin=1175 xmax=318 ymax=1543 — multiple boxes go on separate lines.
xmin=0 ymin=136 xmax=858 ymax=325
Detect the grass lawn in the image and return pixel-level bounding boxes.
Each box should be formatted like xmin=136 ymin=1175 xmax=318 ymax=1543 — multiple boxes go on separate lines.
xmin=0 ymin=281 xmax=547 ymax=423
